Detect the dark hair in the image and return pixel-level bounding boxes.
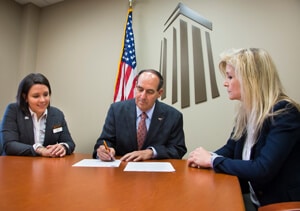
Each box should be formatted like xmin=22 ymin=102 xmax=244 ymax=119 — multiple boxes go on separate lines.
xmin=16 ymin=73 xmax=52 ymax=115
xmin=137 ymin=69 xmax=164 ymax=91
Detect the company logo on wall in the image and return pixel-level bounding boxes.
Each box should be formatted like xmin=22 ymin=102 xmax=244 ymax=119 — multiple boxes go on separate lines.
xmin=160 ymin=3 xmax=219 ymax=109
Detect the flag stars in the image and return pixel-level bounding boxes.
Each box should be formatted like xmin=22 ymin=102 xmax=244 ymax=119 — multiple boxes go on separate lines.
xmin=121 ymin=11 xmax=136 ymax=66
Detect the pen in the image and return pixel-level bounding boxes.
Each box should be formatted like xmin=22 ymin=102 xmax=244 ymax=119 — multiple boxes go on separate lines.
xmin=103 ymin=140 xmax=115 ymax=161
xmin=103 ymin=140 xmax=110 ymax=152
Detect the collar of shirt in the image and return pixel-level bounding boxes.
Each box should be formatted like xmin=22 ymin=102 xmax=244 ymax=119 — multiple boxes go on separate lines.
xmin=136 ymin=104 xmax=156 ymax=131
xmin=29 ymin=108 xmax=48 ymax=121
xmin=136 ymin=103 xmax=155 ymax=120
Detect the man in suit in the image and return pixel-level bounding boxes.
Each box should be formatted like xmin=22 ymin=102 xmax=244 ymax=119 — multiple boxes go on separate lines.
xmin=93 ymin=69 xmax=186 ymax=161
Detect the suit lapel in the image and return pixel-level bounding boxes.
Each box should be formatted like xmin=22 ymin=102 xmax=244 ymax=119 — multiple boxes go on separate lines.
xmin=44 ymin=108 xmax=54 ymax=145
xmin=126 ymin=100 xmax=138 ymax=148
xmin=23 ymin=114 xmax=35 ymax=145
xmin=146 ymin=101 xmax=165 ymax=144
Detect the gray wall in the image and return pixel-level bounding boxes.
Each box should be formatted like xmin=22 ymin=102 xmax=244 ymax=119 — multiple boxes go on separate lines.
xmin=1 ymin=0 xmax=300 ymax=157
xmin=0 ymin=0 xmax=21 ymax=115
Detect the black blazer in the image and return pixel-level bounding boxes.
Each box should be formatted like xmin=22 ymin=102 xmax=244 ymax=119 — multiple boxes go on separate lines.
xmin=213 ymin=101 xmax=300 ymax=206
xmin=1 ymin=103 xmax=75 ymax=156
xmin=93 ymin=99 xmax=186 ymax=159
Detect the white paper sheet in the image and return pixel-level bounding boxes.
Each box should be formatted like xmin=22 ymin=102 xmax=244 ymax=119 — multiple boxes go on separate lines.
xmin=72 ymin=159 xmax=121 ymax=167
xmin=123 ymin=162 xmax=175 ymax=172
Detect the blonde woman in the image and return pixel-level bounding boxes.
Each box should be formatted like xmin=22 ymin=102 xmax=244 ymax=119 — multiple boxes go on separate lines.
xmin=187 ymin=48 xmax=300 ymax=210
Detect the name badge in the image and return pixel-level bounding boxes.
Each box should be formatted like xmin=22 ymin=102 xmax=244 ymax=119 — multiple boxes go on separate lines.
xmin=53 ymin=127 xmax=63 ymax=133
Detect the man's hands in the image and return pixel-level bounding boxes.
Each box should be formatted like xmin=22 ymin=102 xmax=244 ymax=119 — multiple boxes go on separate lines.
xmin=120 ymin=149 xmax=153 ymax=162
xmin=97 ymin=145 xmax=116 ymax=161
xmin=97 ymin=145 xmax=153 ymax=162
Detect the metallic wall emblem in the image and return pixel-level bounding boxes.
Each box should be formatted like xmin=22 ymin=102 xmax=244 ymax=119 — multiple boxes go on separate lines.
xmin=160 ymin=3 xmax=219 ymax=108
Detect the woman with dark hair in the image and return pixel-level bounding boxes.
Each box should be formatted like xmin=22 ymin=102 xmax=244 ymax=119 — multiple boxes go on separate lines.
xmin=1 ymin=73 xmax=75 ymax=157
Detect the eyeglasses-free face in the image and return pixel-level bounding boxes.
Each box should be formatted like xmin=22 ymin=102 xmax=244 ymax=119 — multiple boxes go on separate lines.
xmin=26 ymin=84 xmax=50 ymax=119
xmin=135 ymin=72 xmax=163 ymax=112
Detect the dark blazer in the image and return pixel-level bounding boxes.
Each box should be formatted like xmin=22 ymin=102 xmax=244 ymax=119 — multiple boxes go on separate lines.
xmin=93 ymin=99 xmax=186 ymax=159
xmin=1 ymin=103 xmax=75 ymax=156
xmin=213 ymin=101 xmax=300 ymax=206
xmin=0 ymin=121 xmax=3 ymax=155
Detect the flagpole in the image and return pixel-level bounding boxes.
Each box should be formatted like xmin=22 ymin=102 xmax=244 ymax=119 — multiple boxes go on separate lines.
xmin=129 ymin=0 xmax=133 ymax=8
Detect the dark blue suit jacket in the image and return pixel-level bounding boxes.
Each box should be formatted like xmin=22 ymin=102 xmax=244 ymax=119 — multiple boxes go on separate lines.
xmin=1 ymin=103 xmax=75 ymax=156
xmin=213 ymin=101 xmax=300 ymax=206
xmin=0 ymin=121 xmax=3 ymax=155
xmin=93 ymin=99 xmax=186 ymax=159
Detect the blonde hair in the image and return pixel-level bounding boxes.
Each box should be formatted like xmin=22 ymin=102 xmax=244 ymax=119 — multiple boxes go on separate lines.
xmin=219 ymin=48 xmax=300 ymax=142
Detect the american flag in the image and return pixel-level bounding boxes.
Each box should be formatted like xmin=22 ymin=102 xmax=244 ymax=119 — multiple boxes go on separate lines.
xmin=113 ymin=8 xmax=137 ymax=102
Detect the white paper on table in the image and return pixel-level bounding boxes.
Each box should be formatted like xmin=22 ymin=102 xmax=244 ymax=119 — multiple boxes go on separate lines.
xmin=123 ymin=162 xmax=175 ymax=172
xmin=72 ymin=159 xmax=121 ymax=167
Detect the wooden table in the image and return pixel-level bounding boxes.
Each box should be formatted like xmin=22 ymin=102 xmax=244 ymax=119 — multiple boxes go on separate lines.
xmin=0 ymin=154 xmax=245 ymax=210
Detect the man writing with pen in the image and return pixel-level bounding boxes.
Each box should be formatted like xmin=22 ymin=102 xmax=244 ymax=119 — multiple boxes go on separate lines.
xmin=93 ymin=69 xmax=187 ymax=162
